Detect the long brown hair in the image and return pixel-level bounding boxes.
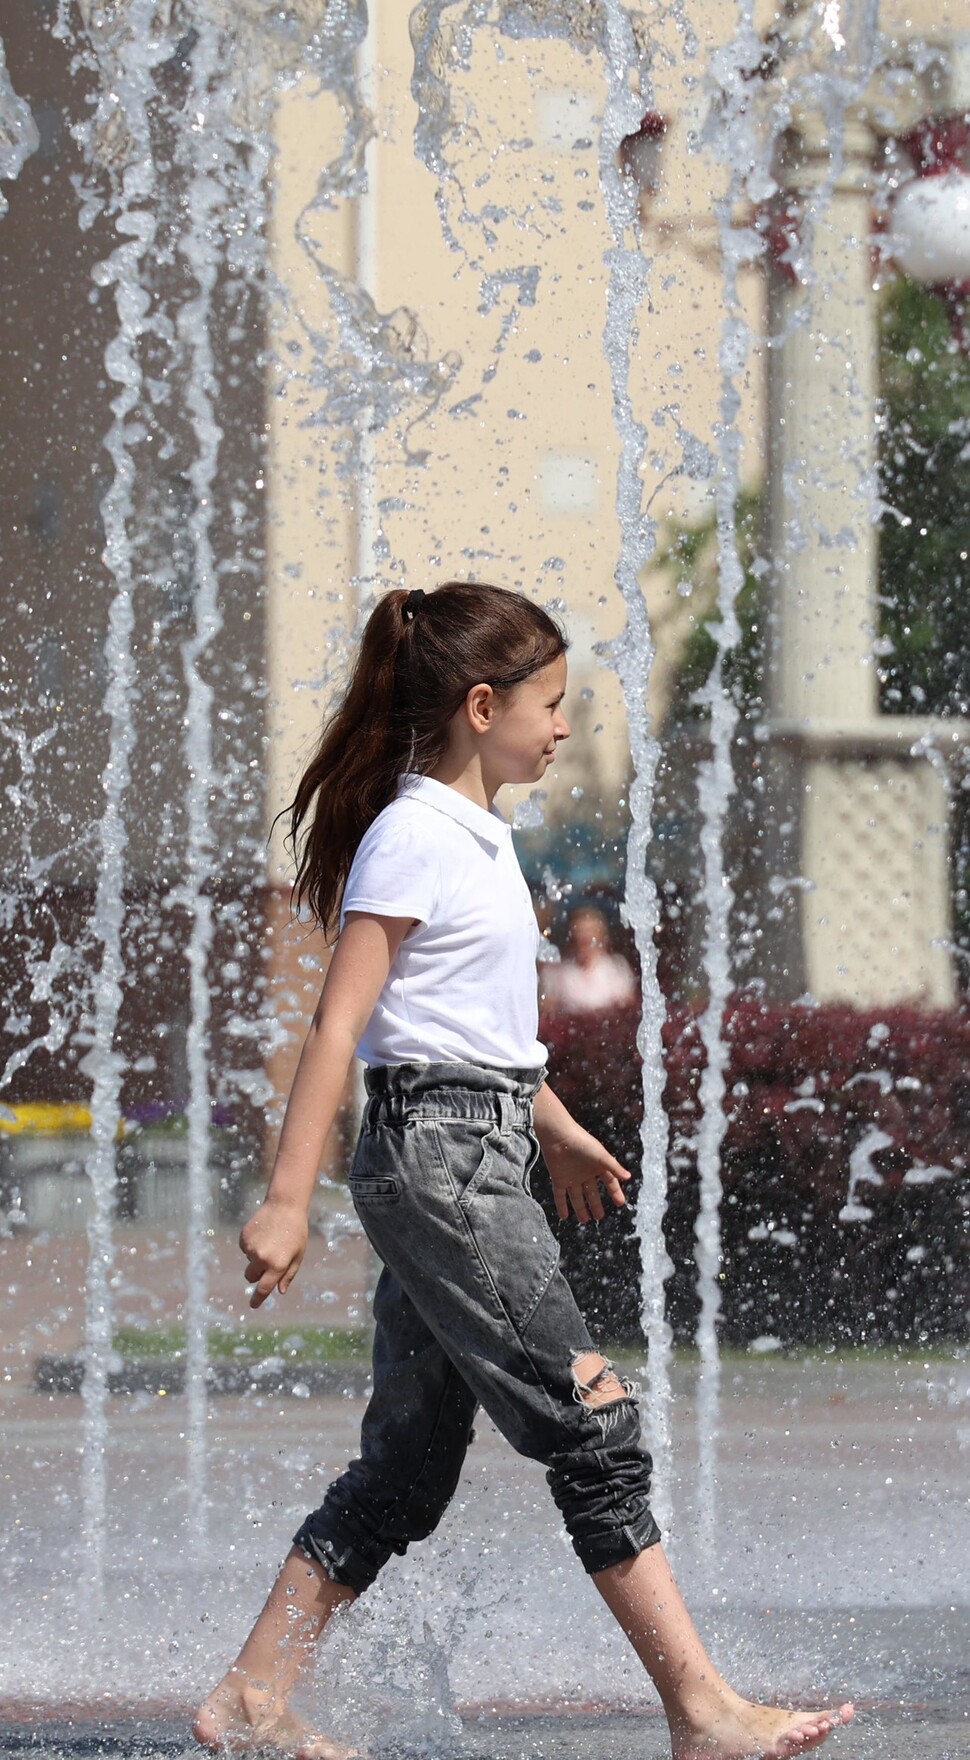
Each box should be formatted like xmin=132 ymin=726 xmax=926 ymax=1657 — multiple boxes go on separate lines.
xmin=289 ymin=580 xmax=567 ymax=936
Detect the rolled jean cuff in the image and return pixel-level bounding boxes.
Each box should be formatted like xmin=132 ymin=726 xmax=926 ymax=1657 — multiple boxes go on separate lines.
xmin=292 ymin=1520 xmax=384 ymax=1596
xmin=570 ymin=1508 xmax=663 ymax=1576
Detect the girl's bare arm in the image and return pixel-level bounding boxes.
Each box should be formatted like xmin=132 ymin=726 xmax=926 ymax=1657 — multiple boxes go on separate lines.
xmin=533 ymin=1081 xmax=631 ymax=1225
xmin=242 ymin=911 xmax=412 ymax=1306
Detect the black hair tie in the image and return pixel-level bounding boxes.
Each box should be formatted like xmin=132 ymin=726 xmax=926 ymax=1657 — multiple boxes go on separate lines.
xmin=402 ymin=588 xmax=426 ymax=623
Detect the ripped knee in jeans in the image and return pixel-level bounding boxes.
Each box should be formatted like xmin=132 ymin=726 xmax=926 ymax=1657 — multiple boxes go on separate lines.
xmin=569 ymin=1350 xmax=639 ymax=1440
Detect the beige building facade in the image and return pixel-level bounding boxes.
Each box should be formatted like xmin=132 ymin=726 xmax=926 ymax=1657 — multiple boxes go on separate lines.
xmin=263 ymin=0 xmax=970 ymax=1092
xmin=2 ymin=0 xmax=968 ymax=1136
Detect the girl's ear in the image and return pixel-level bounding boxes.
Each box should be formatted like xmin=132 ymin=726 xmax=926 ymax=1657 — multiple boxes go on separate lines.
xmin=465 ymin=682 xmax=495 ymax=734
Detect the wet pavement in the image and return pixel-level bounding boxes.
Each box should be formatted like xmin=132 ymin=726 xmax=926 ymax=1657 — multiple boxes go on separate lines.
xmin=0 ymin=1698 xmax=966 ymax=1760
xmin=1 ymin=1346 xmax=967 ymax=1756
xmin=3 ymin=1210 xmax=968 ymax=1756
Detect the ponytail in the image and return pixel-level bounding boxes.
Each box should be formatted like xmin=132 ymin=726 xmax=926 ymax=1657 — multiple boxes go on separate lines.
xmin=289 ymin=581 xmax=566 ymax=936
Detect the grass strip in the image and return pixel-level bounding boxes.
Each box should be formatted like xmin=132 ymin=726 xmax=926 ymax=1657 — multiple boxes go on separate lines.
xmin=112 ymin=1325 xmax=370 ymax=1362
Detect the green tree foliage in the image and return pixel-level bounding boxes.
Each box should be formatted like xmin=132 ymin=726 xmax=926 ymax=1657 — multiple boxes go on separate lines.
xmin=877 ymin=280 xmax=970 ymax=715
xmin=880 ymin=282 xmax=970 ymax=965
xmin=664 ymin=490 xmax=766 ymax=726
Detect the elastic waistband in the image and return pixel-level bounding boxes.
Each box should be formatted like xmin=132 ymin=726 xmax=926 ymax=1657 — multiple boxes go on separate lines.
xmin=363 ymin=1060 xmax=544 ymax=1130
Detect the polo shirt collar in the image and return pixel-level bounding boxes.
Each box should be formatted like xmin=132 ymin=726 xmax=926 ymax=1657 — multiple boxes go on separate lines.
xmin=399 ymin=773 xmax=509 ymax=850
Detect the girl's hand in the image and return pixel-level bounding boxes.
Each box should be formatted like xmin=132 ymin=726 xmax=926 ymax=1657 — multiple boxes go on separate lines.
xmin=533 ymin=1080 xmax=632 ymax=1224
xmin=240 ymin=1198 xmax=309 ymax=1308
xmin=542 ymin=1123 xmax=631 ymax=1225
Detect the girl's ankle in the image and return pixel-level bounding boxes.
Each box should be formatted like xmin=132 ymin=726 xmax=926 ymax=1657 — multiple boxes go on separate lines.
xmin=238 ymin=1680 xmax=277 ymax=1722
xmin=664 ymin=1679 xmax=742 ymax=1732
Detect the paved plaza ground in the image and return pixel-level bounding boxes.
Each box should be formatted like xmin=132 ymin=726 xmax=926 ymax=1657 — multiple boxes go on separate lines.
xmin=0 ymin=1203 xmax=374 ymax=1371
xmin=0 ymin=1697 xmax=965 ymax=1760
xmin=1 ymin=1221 xmax=967 ymax=1757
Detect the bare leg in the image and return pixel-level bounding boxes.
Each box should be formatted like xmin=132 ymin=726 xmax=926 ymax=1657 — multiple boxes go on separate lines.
xmin=595 ymin=1547 xmax=854 ymax=1760
xmin=194 ymin=1548 xmax=357 ymax=1758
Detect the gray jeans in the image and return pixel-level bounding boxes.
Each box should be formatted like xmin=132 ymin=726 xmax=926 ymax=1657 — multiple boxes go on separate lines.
xmin=293 ymin=1062 xmax=660 ymax=1591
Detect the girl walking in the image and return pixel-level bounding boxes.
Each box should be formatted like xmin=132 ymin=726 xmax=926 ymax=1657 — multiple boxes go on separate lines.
xmin=195 ymin=582 xmax=852 ymax=1760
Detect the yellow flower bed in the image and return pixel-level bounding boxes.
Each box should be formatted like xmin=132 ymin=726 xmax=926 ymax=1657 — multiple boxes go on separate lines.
xmin=0 ymin=1103 xmax=130 ymax=1138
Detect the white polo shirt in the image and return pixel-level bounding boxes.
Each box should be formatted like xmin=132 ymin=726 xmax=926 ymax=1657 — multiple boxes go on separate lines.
xmin=341 ymin=774 xmax=545 ymax=1068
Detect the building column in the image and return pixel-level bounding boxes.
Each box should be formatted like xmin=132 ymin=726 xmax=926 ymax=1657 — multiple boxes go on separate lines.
xmin=767 ymin=108 xmax=955 ymax=1007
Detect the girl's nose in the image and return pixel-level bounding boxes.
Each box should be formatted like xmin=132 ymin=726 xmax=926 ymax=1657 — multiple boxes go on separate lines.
xmin=555 ymin=713 xmax=570 ymax=741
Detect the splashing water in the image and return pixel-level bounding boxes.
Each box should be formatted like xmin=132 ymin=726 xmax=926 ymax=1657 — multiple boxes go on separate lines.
xmin=597 ymin=0 xmax=675 ymax=1536
xmin=5 ymin=2 xmax=966 ymax=1728
xmin=0 ymin=34 xmax=39 ymax=215
xmin=24 ymin=0 xmax=688 ymax=1648
xmin=0 ymin=725 xmax=81 ymax=1098
xmin=685 ymin=0 xmax=890 ymax=1562
xmin=71 ymin=0 xmax=159 ymax=1587
xmin=56 ymin=0 xmax=388 ymax=1565
xmin=839 ymin=1125 xmax=892 ymax=1223
xmin=171 ymin=11 xmax=228 ymax=1550
xmin=688 ymin=3 xmax=766 ymax=1571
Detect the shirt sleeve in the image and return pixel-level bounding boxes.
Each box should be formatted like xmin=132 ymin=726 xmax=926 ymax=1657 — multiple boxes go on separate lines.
xmin=341 ymin=815 xmax=440 ymax=927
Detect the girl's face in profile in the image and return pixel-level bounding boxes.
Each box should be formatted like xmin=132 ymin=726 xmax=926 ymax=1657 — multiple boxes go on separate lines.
xmin=487 ymin=654 xmax=570 ymax=787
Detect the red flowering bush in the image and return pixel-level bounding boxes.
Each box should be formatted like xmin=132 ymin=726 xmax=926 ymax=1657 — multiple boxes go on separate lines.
xmin=540 ymin=1001 xmax=970 ymax=1345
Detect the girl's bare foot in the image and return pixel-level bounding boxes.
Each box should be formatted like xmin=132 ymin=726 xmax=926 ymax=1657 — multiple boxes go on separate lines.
xmin=668 ymin=1689 xmax=855 ymax=1760
xmin=193 ymin=1668 xmax=356 ymax=1760
xmin=595 ymin=1548 xmax=853 ymax=1760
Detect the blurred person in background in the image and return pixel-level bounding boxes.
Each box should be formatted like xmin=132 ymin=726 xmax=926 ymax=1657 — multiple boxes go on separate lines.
xmin=541 ymin=904 xmax=637 ymax=1016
